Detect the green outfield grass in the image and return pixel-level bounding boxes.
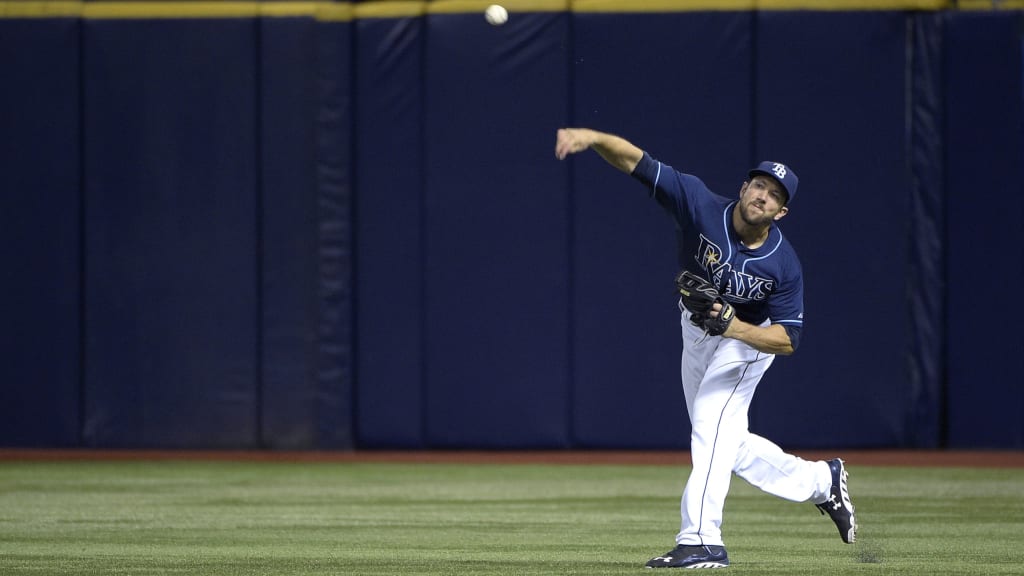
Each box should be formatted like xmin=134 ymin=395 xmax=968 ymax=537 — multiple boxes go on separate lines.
xmin=0 ymin=459 xmax=1022 ymax=575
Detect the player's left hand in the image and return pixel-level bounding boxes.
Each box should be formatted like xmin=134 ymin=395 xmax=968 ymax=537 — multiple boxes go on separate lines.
xmin=706 ymin=301 xmax=736 ymax=337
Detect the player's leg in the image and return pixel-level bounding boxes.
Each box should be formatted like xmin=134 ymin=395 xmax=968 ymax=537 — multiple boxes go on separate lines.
xmin=734 ymin=435 xmax=857 ymax=543
xmin=647 ymin=310 xmax=738 ymax=568
xmin=734 ymin=434 xmax=832 ymax=501
xmin=675 ymin=337 xmax=774 ymax=547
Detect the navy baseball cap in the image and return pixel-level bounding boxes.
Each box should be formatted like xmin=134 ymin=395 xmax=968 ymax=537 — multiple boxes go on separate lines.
xmin=748 ymin=161 xmax=798 ymax=203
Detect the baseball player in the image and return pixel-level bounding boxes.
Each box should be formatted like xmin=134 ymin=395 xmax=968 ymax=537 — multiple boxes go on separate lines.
xmin=554 ymin=128 xmax=856 ymax=569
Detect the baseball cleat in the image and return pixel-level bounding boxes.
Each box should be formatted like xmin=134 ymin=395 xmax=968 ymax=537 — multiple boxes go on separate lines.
xmin=815 ymin=458 xmax=857 ymax=543
xmin=645 ymin=544 xmax=729 ymax=569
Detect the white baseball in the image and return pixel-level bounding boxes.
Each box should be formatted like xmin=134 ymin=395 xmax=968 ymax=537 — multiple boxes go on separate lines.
xmin=485 ymin=4 xmax=508 ymax=26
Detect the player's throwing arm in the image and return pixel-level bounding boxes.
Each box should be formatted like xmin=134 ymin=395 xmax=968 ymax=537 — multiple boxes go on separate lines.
xmin=555 ymin=128 xmax=642 ymax=173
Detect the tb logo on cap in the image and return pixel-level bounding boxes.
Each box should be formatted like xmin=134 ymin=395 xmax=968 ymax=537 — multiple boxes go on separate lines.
xmin=748 ymin=160 xmax=798 ymax=202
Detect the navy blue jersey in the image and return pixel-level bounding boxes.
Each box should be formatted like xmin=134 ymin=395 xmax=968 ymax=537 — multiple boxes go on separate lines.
xmin=631 ymin=152 xmax=804 ymax=346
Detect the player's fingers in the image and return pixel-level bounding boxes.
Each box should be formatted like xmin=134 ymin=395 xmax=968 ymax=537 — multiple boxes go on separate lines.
xmin=555 ymin=129 xmax=572 ymax=159
xmin=556 ymin=141 xmax=584 ymax=160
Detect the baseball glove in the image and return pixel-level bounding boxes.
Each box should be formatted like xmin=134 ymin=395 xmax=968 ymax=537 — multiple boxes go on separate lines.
xmin=674 ymin=270 xmax=736 ymax=336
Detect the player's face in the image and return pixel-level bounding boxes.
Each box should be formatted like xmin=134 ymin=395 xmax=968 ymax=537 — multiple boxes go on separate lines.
xmin=738 ymin=177 xmax=789 ymax=226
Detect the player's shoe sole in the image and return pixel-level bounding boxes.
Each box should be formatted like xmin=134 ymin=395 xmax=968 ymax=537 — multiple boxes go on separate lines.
xmin=646 ymin=544 xmax=729 ymax=569
xmin=815 ymin=458 xmax=857 ymax=543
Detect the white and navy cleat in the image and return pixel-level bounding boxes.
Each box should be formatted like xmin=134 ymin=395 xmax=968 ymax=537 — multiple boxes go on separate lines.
xmin=815 ymin=458 xmax=857 ymax=544
xmin=646 ymin=544 xmax=729 ymax=569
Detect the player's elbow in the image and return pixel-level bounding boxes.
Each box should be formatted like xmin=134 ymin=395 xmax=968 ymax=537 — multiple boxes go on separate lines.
xmin=780 ymin=324 xmax=801 ymax=355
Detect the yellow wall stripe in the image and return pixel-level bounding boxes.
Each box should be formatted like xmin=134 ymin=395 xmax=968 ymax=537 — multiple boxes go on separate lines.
xmin=0 ymin=1 xmax=80 ymax=18
xmin=428 ymin=0 xmax=568 ymax=14
xmin=957 ymin=0 xmax=1024 ymax=8
xmin=315 ymin=3 xmax=354 ymax=21
xmin=575 ymin=0 xmax=952 ymax=10
xmin=82 ymin=2 xmax=259 ymax=19
xmin=575 ymin=0 xmax=755 ymax=10
xmin=0 ymin=2 xmax=351 ymax=20
xmin=1 ymin=0 xmax=1017 ymax=20
xmin=259 ymin=2 xmax=323 ymax=18
xmin=355 ymin=2 xmax=426 ymax=19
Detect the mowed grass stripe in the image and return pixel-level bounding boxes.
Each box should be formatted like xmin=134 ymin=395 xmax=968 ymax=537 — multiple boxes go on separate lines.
xmin=0 ymin=461 xmax=1022 ymax=575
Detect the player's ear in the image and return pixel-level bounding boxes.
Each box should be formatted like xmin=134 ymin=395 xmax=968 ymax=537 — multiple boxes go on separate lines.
xmin=773 ymin=206 xmax=789 ymax=221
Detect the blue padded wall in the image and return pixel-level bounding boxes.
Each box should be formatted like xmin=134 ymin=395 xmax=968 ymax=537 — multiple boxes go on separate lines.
xmin=258 ymin=15 xmax=356 ymax=450
xmin=421 ymin=11 xmax=572 ymax=447
xmin=0 ymin=18 xmax=82 ymax=447
xmin=570 ymin=12 xmax=754 ymax=448
xmin=311 ymin=18 xmax=357 ymax=449
xmin=905 ymin=12 xmax=946 ymax=449
xmin=746 ymin=12 xmax=911 ymax=449
xmin=81 ymin=19 xmax=260 ymax=448
xmin=259 ymin=15 xmax=322 ymax=448
xmin=944 ymin=12 xmax=1024 ymax=449
xmin=354 ymin=15 xmax=427 ymax=448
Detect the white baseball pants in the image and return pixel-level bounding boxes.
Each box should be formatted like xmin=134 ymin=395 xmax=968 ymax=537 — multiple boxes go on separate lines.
xmin=675 ymin=305 xmax=833 ymax=547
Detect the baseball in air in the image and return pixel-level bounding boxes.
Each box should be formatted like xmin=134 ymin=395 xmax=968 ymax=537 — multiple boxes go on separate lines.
xmin=485 ymin=4 xmax=508 ymax=26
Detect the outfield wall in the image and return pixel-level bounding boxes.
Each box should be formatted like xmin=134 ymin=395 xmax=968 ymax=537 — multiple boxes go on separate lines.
xmin=1 ymin=1 xmax=1021 ymax=451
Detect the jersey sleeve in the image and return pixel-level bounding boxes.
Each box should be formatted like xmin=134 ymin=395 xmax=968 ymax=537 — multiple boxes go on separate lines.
xmin=767 ymin=257 xmax=805 ymax=351
xmin=630 ymin=152 xmax=712 ymax=226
